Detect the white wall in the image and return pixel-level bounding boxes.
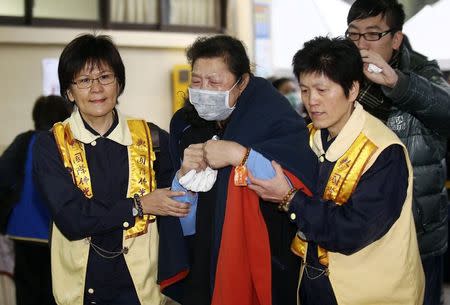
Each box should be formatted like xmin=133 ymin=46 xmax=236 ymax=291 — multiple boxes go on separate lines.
xmin=271 ymin=0 xmax=349 ymax=73
xmin=0 ymin=0 xmax=254 ymax=150
xmin=0 ymin=28 xmax=193 ymax=149
xmin=403 ymin=0 xmax=450 ymax=70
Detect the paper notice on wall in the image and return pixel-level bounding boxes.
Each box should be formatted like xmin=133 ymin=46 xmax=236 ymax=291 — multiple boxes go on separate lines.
xmin=42 ymin=58 xmax=60 ymax=96
xmin=254 ymin=0 xmax=272 ymax=77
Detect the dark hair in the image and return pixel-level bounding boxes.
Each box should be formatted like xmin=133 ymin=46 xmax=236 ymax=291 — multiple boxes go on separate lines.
xmin=58 ymin=34 xmax=125 ymax=100
xmin=292 ymin=36 xmax=364 ymax=97
xmin=32 ymin=95 xmax=73 ymax=130
xmin=347 ymin=0 xmax=405 ymax=31
xmin=186 ymin=35 xmax=251 ymax=80
xmin=272 ymin=77 xmax=294 ymax=90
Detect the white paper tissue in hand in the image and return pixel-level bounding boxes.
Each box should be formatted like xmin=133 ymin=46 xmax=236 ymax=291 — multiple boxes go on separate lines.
xmin=179 ymin=167 xmax=218 ymax=192
xmin=367 ymin=63 xmax=383 ymax=73
xmin=179 ymin=135 xmax=219 ymax=192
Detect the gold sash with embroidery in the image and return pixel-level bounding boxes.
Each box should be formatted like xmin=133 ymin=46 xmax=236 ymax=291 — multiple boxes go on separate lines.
xmin=291 ymin=129 xmax=377 ymax=266
xmin=52 ymin=120 xmax=156 ymax=239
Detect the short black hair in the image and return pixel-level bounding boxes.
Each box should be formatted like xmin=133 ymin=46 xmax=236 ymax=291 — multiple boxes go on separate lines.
xmin=186 ymin=35 xmax=251 ymax=80
xmin=32 ymin=95 xmax=73 ymax=130
xmin=272 ymin=77 xmax=294 ymax=90
xmin=58 ymin=34 xmax=125 ymax=100
xmin=292 ymin=36 xmax=364 ymax=97
xmin=347 ymin=0 xmax=405 ymax=31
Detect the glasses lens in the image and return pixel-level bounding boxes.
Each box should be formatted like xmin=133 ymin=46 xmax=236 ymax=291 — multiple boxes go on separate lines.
xmin=345 ymin=32 xmax=360 ymax=41
xmin=73 ymin=73 xmax=115 ymax=88
xmin=365 ymin=32 xmax=382 ymax=41
xmin=99 ymin=73 xmax=115 ymax=85
xmin=76 ymin=78 xmax=91 ymax=89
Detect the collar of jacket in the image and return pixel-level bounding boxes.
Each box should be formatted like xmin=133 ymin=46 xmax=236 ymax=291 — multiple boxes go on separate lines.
xmin=65 ymin=107 xmax=133 ymax=146
xmin=398 ymin=41 xmax=412 ymax=72
xmin=311 ymin=102 xmax=366 ymax=162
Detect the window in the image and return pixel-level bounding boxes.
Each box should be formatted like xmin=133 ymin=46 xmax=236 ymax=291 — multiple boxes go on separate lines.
xmin=0 ymin=0 xmax=25 ymax=25
xmin=110 ymin=0 xmax=158 ymax=24
xmin=168 ymin=0 xmax=216 ymax=27
xmin=0 ymin=0 xmax=225 ymax=33
xmin=34 ymin=0 xmax=99 ymax=20
xmin=32 ymin=0 xmax=100 ymax=27
xmin=0 ymin=0 xmax=24 ymax=16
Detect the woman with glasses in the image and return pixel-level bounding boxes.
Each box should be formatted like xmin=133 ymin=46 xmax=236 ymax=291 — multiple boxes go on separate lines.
xmin=168 ymin=34 xmax=317 ymax=305
xmin=33 ymin=34 xmax=189 ymax=305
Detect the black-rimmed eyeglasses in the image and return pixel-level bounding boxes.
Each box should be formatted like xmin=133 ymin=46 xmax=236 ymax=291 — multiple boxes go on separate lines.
xmin=345 ymin=29 xmax=396 ymax=41
xmin=71 ymin=73 xmax=116 ymax=89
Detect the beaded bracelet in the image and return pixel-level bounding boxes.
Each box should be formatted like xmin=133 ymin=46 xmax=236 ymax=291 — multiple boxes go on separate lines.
xmin=234 ymin=147 xmax=251 ymax=186
xmin=239 ymin=147 xmax=251 ymax=166
xmin=133 ymin=194 xmax=144 ymax=218
xmin=278 ymin=187 xmax=297 ymax=212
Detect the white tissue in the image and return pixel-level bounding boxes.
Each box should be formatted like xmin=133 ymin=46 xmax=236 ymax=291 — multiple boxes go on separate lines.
xmin=178 ymin=135 xmax=219 ymax=192
xmin=367 ymin=63 xmax=383 ymax=73
xmin=179 ymin=167 xmax=218 ymax=192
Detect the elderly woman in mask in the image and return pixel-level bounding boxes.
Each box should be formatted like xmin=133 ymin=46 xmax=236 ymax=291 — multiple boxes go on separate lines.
xmin=168 ymin=35 xmax=317 ymax=305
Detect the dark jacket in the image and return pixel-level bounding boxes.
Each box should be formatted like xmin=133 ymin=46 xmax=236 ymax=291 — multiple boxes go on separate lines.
xmin=0 ymin=131 xmax=34 ymax=233
xmin=169 ymin=76 xmax=318 ymax=305
xmin=33 ymin=114 xmax=185 ymax=303
xmin=368 ymin=40 xmax=450 ymax=258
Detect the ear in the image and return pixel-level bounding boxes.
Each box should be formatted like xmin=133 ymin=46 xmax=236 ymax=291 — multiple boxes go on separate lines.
xmin=349 ymin=81 xmax=360 ymax=103
xmin=237 ymin=73 xmax=250 ymax=94
xmin=66 ymin=89 xmax=75 ymax=102
xmin=392 ymin=31 xmax=403 ymax=51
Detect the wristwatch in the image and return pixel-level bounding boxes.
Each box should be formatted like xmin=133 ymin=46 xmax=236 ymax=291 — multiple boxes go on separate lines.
xmin=132 ymin=204 xmax=139 ymax=217
xmin=132 ymin=194 xmax=144 ymax=218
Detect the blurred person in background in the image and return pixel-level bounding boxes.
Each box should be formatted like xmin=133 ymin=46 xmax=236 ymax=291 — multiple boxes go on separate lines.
xmin=0 ymin=235 xmax=15 ymax=305
xmin=271 ymin=77 xmax=306 ymax=117
xmin=0 ymin=95 xmax=72 ymax=305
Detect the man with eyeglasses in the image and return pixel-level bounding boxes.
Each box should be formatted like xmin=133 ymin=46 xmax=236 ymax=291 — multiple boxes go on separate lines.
xmin=346 ymin=1 xmax=450 ymax=305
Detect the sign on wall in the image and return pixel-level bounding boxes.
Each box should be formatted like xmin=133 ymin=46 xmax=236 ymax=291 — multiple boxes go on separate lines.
xmin=42 ymin=58 xmax=60 ymax=96
xmin=254 ymin=0 xmax=272 ymax=77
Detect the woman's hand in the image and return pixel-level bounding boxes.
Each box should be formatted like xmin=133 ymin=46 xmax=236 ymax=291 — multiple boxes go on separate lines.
xmin=203 ymin=140 xmax=247 ymax=169
xmin=140 ymin=188 xmax=190 ymax=217
xmin=248 ymin=161 xmax=291 ymax=203
xmin=179 ymin=143 xmax=208 ymax=177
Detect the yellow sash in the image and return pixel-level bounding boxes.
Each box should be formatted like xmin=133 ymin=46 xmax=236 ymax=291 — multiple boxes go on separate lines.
xmin=291 ymin=128 xmax=377 ymax=266
xmin=52 ymin=120 xmax=156 ymax=239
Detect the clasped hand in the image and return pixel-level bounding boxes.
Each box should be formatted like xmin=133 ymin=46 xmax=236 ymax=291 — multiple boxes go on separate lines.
xmin=180 ymin=143 xmax=293 ymax=206
xmin=179 ymin=140 xmax=246 ymax=176
xmin=248 ymin=161 xmax=291 ymax=203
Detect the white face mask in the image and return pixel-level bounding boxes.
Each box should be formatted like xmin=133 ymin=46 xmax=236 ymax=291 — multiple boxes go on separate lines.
xmin=284 ymin=92 xmax=302 ymax=109
xmin=188 ymin=79 xmax=240 ymax=121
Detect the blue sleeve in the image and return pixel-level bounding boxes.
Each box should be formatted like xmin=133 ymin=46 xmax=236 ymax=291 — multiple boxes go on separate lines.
xmin=247 ymin=149 xmax=276 ymax=181
xmin=171 ymin=174 xmax=198 ymax=236
xmin=288 ymin=145 xmax=408 ymax=255
xmin=172 ymin=149 xmax=274 ymax=236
